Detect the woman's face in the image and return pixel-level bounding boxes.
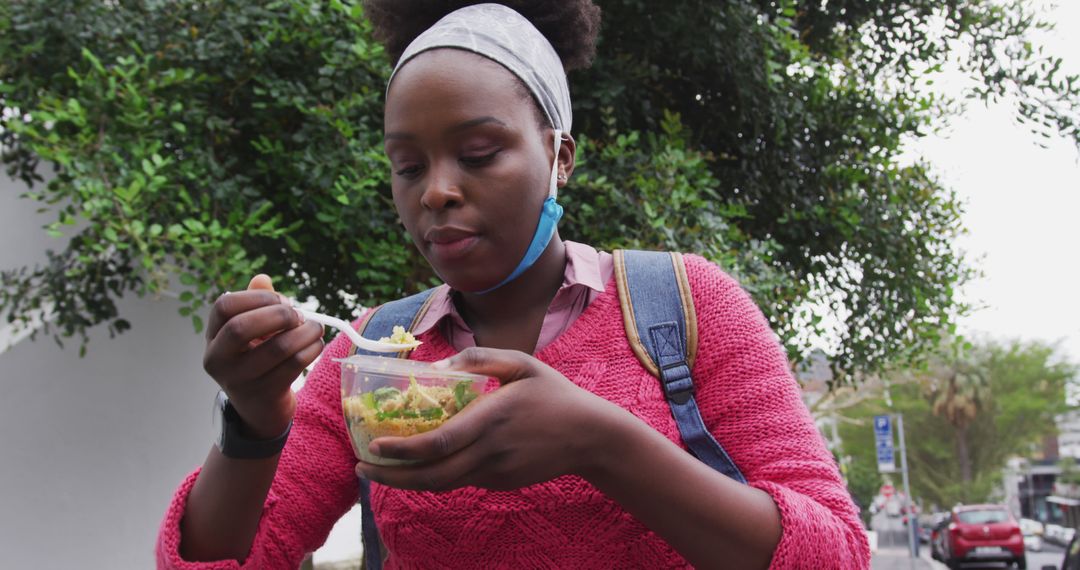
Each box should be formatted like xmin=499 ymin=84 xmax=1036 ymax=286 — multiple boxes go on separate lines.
xmin=384 ymin=49 xmax=568 ymax=292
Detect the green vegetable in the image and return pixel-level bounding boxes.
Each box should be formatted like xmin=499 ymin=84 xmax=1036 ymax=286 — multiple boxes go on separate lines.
xmin=373 ymin=407 xmax=444 ymax=422
xmin=453 ymin=381 xmax=478 ymax=411
xmin=372 ymin=387 xmax=401 ymax=405
xmin=376 ymin=409 xmax=420 ymax=421
xmin=361 ymin=392 xmax=377 ymax=410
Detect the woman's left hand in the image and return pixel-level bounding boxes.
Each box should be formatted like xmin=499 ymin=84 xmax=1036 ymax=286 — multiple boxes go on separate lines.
xmin=354 ymin=346 xmax=628 ymax=491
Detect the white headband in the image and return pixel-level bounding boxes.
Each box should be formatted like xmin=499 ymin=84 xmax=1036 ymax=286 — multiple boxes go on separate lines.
xmin=386 ymin=3 xmax=573 ymax=134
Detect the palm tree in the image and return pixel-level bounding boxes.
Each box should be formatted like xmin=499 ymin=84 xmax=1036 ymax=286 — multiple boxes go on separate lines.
xmin=921 ymin=347 xmax=990 ymax=486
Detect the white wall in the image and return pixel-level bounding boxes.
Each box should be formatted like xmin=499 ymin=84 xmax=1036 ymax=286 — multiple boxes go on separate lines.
xmin=0 ymin=172 xmax=364 ymax=568
xmin=0 ymin=173 xmax=214 ymax=568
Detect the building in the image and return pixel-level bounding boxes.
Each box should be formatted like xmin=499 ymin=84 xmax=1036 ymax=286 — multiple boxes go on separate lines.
xmin=1005 ymin=459 xmax=1063 ymax=523
xmin=795 ymin=351 xmax=843 ymax=458
xmin=1058 ymin=410 xmax=1080 ymax=459
xmin=0 ymin=173 xmax=362 ymax=567
xmin=1000 ymin=411 xmax=1080 ymax=529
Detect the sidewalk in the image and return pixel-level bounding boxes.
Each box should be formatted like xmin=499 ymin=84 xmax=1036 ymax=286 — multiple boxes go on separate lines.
xmin=871 ymin=547 xmax=946 ymax=570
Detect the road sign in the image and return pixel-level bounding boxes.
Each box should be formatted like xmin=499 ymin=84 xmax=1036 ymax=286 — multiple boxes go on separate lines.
xmin=877 ymin=442 xmax=895 ymax=472
xmin=874 ymin=414 xmax=896 ymax=473
xmin=874 ymin=415 xmax=892 ymax=437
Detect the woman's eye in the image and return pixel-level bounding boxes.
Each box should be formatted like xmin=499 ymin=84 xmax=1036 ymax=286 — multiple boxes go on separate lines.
xmin=395 ymin=164 xmax=423 ymax=178
xmin=459 ymin=151 xmax=499 ymax=167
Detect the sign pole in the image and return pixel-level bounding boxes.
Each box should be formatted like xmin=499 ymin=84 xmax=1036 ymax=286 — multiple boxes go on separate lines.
xmin=896 ymin=413 xmax=917 ymax=558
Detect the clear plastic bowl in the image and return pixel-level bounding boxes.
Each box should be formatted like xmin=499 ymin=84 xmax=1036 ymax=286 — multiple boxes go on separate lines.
xmin=336 ymin=354 xmax=488 ymax=466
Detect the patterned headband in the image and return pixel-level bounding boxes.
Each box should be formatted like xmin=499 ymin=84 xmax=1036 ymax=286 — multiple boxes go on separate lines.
xmin=387 ymin=3 xmax=572 ymax=133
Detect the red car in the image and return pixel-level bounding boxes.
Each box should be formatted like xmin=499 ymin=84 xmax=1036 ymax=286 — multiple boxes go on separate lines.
xmin=935 ymin=504 xmax=1026 ymax=569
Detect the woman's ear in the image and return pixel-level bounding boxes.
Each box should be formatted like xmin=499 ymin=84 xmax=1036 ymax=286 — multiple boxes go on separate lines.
xmin=556 ymin=132 xmax=577 ymax=188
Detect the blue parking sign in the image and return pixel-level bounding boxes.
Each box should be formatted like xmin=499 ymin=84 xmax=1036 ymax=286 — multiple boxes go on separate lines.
xmin=874 ymin=415 xmax=896 ymax=472
xmin=877 ymin=447 xmax=894 ymax=466
xmin=874 ymin=415 xmax=892 ymax=437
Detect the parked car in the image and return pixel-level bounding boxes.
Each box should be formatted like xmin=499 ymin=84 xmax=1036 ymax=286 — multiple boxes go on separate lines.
xmin=1047 ymin=531 xmax=1080 ymax=570
xmin=931 ymin=513 xmax=952 ymax=562
xmin=935 ymin=504 xmax=1026 ymax=569
xmin=1020 ymin=518 xmax=1044 ymax=536
xmin=918 ymin=522 xmax=934 ymax=544
xmin=1046 ymin=523 xmax=1077 ymax=547
xmin=1020 ymin=518 xmax=1044 ymax=552
xmin=923 ymin=512 xmax=949 ymax=546
xmin=885 ymin=497 xmax=903 ymax=517
xmin=1046 ymin=524 xmax=1064 ymax=545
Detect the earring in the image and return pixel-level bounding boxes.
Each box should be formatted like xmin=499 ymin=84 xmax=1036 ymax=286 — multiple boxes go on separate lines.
xmin=557 ymin=174 xmax=568 ymax=182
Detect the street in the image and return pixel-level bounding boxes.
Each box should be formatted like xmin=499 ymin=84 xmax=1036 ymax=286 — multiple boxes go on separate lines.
xmin=871 ymin=510 xmax=1067 ymax=569
xmin=872 ymin=510 xmax=915 ymax=551
xmin=1029 ymin=544 xmax=1067 ymax=570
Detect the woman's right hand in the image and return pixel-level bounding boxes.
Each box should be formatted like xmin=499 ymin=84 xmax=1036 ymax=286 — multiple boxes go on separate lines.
xmin=202 ymin=275 xmax=325 ymax=440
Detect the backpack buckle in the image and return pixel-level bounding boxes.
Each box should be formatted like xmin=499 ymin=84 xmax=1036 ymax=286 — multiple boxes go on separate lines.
xmin=659 ymin=361 xmax=694 ymax=405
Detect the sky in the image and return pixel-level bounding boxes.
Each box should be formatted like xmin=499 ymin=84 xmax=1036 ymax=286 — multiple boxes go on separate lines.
xmin=901 ymin=0 xmax=1080 ymax=367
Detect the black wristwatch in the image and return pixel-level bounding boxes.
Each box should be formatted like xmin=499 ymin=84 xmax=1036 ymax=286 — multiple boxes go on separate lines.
xmin=213 ymin=390 xmax=292 ymax=459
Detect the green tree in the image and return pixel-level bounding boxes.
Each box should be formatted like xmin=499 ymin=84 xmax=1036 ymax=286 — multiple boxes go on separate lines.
xmin=1 ymin=1 xmax=1077 ymax=379
xmin=923 ymin=349 xmax=991 ymax=485
xmin=1058 ymin=457 xmax=1080 ymax=487
xmin=568 ymin=0 xmax=1077 ymax=377
xmin=843 ymin=457 xmax=883 ymax=528
xmin=1 ymin=1 xmax=404 ymax=350
xmin=839 ymin=340 xmax=1077 ymax=508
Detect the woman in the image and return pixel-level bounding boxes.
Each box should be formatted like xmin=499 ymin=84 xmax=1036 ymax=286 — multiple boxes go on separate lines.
xmin=157 ymin=2 xmax=870 ymax=568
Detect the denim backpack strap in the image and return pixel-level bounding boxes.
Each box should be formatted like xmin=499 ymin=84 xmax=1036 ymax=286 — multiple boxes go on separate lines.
xmin=350 ymin=287 xmax=438 ymax=570
xmin=349 ymin=288 xmax=439 ymax=359
xmin=613 ymin=250 xmax=746 ymax=484
xmin=357 ymin=478 xmax=382 ymax=570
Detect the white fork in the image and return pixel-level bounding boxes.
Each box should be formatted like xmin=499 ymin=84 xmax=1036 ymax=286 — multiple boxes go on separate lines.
xmin=294 ymin=307 xmax=421 ymax=353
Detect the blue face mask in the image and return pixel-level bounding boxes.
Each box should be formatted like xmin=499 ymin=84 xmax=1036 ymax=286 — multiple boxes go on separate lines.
xmin=476 ymin=129 xmax=564 ymax=294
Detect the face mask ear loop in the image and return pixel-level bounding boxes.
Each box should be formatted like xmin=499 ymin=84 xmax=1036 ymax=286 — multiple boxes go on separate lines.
xmin=548 ymin=129 xmax=562 ymax=199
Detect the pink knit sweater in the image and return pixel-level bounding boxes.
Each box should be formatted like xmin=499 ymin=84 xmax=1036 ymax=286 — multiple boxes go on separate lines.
xmin=157 ymin=255 xmax=870 ymax=569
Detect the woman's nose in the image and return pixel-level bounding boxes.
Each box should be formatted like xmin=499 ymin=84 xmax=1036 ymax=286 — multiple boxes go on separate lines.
xmin=419 ymin=163 xmax=463 ymax=211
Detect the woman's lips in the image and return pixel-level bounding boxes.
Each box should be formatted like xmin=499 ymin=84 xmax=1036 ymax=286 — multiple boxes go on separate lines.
xmin=425 ymin=227 xmax=480 ymax=260
xmin=429 ymin=235 xmax=479 ymax=259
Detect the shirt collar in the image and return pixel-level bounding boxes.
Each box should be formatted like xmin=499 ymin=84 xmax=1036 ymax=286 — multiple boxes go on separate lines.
xmin=411 ymin=240 xmax=607 ymax=336
xmin=562 ymin=240 xmax=607 ymax=295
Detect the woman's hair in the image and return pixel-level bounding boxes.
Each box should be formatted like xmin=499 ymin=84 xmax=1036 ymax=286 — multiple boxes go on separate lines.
xmin=364 ymin=0 xmax=603 ymax=72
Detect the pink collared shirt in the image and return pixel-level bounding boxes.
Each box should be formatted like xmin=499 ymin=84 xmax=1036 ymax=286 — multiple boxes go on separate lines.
xmin=412 ymin=240 xmax=614 ymax=353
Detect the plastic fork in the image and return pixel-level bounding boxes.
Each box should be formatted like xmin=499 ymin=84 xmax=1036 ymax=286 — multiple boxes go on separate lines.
xmin=294 ymin=307 xmax=421 ymax=353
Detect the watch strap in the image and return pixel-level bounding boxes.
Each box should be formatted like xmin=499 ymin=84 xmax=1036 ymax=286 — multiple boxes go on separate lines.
xmin=219 ymin=395 xmax=292 ymax=459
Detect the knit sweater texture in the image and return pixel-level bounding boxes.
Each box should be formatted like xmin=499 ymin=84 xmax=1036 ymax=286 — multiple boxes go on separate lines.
xmin=156 ymin=255 xmax=870 ymax=569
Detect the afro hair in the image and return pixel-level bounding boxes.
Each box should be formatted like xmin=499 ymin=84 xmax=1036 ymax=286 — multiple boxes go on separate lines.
xmin=363 ymin=0 xmax=602 ymax=72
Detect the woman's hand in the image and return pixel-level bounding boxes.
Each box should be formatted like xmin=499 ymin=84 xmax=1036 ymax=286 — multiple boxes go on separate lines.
xmin=202 ymin=275 xmax=325 ymax=439
xmin=354 ymin=347 xmax=631 ymax=491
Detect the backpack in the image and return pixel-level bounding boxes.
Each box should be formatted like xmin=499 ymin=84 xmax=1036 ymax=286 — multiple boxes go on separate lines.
xmin=348 ymin=249 xmax=746 ymax=570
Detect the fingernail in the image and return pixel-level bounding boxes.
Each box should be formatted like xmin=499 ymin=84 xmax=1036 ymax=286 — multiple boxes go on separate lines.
xmin=431 ymin=359 xmax=450 ymax=370
xmin=368 ymin=442 xmax=381 ymax=457
xmin=277 ymin=293 xmax=290 ymax=305
xmin=294 ymin=307 xmax=305 ymax=324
